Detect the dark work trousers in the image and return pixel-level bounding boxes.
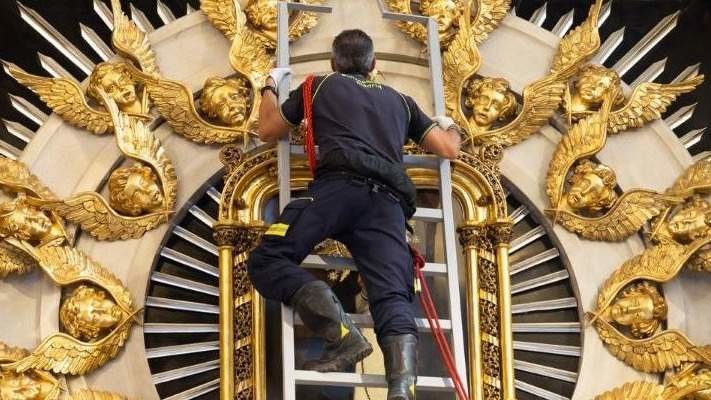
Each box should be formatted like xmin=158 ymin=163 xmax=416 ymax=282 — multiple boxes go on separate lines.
xmin=247 ymin=175 xmax=418 ymax=339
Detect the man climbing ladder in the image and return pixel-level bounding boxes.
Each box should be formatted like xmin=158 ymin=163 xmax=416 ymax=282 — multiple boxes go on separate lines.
xmin=246 ymin=29 xmax=462 ymax=399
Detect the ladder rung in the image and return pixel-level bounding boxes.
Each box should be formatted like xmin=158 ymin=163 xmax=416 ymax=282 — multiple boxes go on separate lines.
xmin=294 ymin=313 xmax=451 ymax=332
xmin=301 ymin=255 xmax=447 ymax=276
xmin=413 ymin=207 xmax=443 ymax=222
xmin=294 ymin=370 xmax=454 ymax=391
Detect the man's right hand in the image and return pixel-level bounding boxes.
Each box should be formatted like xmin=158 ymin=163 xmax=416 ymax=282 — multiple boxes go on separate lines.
xmin=267 ymin=67 xmax=293 ymax=87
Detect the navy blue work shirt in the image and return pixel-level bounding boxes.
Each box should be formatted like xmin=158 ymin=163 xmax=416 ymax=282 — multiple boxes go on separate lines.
xmin=280 ymin=73 xmax=436 ymax=171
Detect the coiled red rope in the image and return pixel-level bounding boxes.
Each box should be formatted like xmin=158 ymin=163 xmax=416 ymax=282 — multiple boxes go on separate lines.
xmin=410 ymin=245 xmax=469 ymax=400
xmin=302 ymin=73 xmax=468 ymax=399
xmin=302 ymin=74 xmax=318 ymax=175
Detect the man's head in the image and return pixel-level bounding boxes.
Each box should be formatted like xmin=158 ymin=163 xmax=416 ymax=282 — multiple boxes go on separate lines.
xmin=87 ymin=62 xmax=138 ymax=110
xmin=465 ymin=77 xmax=517 ymax=129
xmin=200 ymin=77 xmax=251 ymax=127
xmin=331 ymin=30 xmax=375 ymax=76
xmin=566 ymin=160 xmax=618 ymax=213
xmin=608 ymin=281 xmax=667 ymax=339
xmin=60 ymin=285 xmax=124 ymax=342
xmin=574 ymin=64 xmax=624 ymax=107
xmin=108 ymin=164 xmax=164 ymax=217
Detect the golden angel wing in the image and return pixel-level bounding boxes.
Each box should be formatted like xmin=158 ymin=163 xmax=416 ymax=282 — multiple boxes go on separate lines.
xmin=200 ymin=0 xmax=244 ymax=41
xmin=595 ymin=242 xmax=691 ymax=311
xmin=102 ymin=94 xmax=177 ymax=210
xmin=229 ymin=25 xmax=274 ymax=86
xmin=33 ymin=245 xmax=134 ymax=311
xmin=472 ymin=76 xmax=566 ymax=147
xmin=38 ymin=192 xmax=168 ymax=242
xmin=69 ymin=390 xmax=128 ymax=400
xmin=384 ymin=0 xmax=427 ymax=43
xmin=594 ymin=381 xmax=664 ymax=400
xmin=0 ymin=240 xmax=37 ymax=278
xmin=471 ymin=0 xmax=512 ymax=44
xmin=4 ymin=63 xmax=112 ymax=135
xmin=594 ymin=319 xmax=710 ymax=373
xmin=443 ymin=14 xmax=481 ymax=130
xmin=608 ymin=75 xmax=705 ymax=134
xmin=0 ymin=158 xmax=56 ymax=200
xmin=111 ymin=0 xmax=160 ymax=76
xmin=288 ymin=0 xmax=326 ymax=41
xmin=545 ymin=104 xmax=610 ymax=206
xmin=668 ymin=154 xmax=711 ymax=197
xmin=550 ymin=0 xmax=602 ymax=79
xmin=549 ymin=190 xmax=685 ymax=241
xmin=1 ymin=329 xmax=130 ymax=376
xmin=132 ymin=68 xmax=250 ymax=144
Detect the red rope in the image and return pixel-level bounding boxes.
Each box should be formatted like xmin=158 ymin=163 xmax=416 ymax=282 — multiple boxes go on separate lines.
xmin=410 ymin=245 xmax=469 ymax=400
xmin=302 ymin=74 xmax=318 ymax=175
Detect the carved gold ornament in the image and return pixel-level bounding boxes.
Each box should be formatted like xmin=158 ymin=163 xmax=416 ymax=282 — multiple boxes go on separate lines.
xmin=544 ymin=90 xmax=689 ymax=241
xmin=1 ymin=241 xmax=138 ymax=376
xmin=0 ymin=341 xmax=61 ymax=400
xmin=110 ymin=0 xmax=160 ymax=77
xmin=34 ymin=95 xmax=176 ymax=241
xmin=594 ymin=363 xmax=711 ymax=400
xmin=589 ymin=237 xmax=711 ymax=373
xmin=563 ymin=64 xmax=704 ymax=132
xmin=445 ymin=0 xmax=603 ymax=149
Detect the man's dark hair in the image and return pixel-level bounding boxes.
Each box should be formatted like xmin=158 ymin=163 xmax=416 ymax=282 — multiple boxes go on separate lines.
xmin=331 ymin=29 xmax=375 ymax=76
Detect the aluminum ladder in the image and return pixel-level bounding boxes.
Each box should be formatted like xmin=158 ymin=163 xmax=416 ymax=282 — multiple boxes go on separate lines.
xmin=276 ymin=2 xmax=467 ymax=398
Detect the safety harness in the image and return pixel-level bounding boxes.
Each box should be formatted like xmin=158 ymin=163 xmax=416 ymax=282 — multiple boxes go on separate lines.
xmin=302 ymin=74 xmax=469 ymax=400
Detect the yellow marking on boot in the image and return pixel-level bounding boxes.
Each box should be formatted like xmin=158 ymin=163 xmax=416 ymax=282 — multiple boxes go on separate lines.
xmin=340 ymin=323 xmax=350 ymax=339
xmin=265 ymin=223 xmax=289 ymax=236
xmin=409 ymin=383 xmax=416 ymax=398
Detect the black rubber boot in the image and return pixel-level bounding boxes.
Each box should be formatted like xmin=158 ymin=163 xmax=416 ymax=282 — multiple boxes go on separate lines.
xmin=381 ymin=334 xmax=418 ymax=400
xmin=290 ymin=280 xmax=373 ymax=372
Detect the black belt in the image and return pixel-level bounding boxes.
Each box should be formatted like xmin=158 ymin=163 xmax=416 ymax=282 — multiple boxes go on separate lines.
xmin=316 ymin=170 xmax=401 ymax=203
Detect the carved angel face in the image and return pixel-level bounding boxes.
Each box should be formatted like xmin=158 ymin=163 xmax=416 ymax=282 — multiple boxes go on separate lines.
xmin=245 ymin=0 xmax=278 ymax=32
xmin=465 ymin=78 xmax=517 ymax=129
xmin=0 ymin=195 xmax=53 ymax=243
xmin=200 ymin=77 xmax=251 ymax=127
xmin=421 ymin=0 xmax=461 ymax=34
xmin=88 ymin=63 xmax=138 ymax=111
xmin=60 ymin=285 xmax=123 ymax=342
xmin=566 ymin=160 xmax=618 ymax=213
xmin=0 ymin=372 xmax=52 ymax=400
xmin=574 ymin=65 xmax=621 ymax=106
xmin=668 ymin=199 xmax=711 ymax=243
xmin=108 ymin=164 xmax=164 ymax=217
xmin=608 ymin=282 xmax=667 ymax=339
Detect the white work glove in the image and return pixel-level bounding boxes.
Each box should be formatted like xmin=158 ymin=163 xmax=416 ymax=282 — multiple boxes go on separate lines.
xmin=432 ymin=115 xmax=456 ymax=130
xmin=267 ymin=67 xmax=292 ymax=87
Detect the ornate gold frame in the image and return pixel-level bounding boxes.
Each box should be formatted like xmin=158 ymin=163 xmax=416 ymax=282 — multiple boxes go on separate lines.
xmin=215 ymin=144 xmax=514 ymax=400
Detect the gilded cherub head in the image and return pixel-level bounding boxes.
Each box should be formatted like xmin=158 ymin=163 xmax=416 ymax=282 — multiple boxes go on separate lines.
xmin=607 ymin=281 xmax=667 ymax=339
xmin=0 ymin=193 xmax=61 ymax=245
xmin=667 ymin=196 xmax=711 ymax=244
xmin=245 ymin=0 xmax=278 ymax=32
xmin=0 ymin=371 xmax=56 ymax=400
xmin=87 ymin=62 xmax=141 ymax=114
xmin=199 ymin=77 xmax=251 ymax=127
xmin=60 ymin=285 xmax=124 ymax=342
xmin=464 ymin=77 xmax=518 ymax=130
xmin=572 ymin=64 xmax=624 ymax=109
xmin=108 ymin=164 xmax=164 ymax=217
xmin=420 ymin=0 xmax=462 ymax=35
xmin=566 ymin=160 xmax=618 ymax=213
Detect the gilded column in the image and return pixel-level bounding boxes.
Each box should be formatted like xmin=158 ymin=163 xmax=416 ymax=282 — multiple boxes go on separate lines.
xmin=457 ymin=223 xmax=487 ymax=400
xmin=490 ymin=220 xmax=515 ymax=400
xmin=214 ymin=224 xmax=238 ymax=400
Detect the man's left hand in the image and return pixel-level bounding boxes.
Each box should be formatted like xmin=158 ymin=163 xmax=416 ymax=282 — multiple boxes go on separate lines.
xmin=268 ymin=67 xmax=292 ymax=87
